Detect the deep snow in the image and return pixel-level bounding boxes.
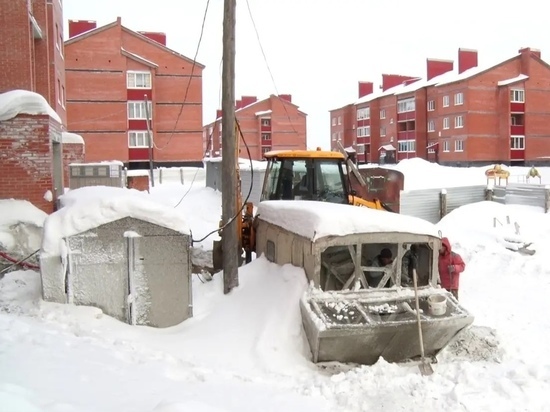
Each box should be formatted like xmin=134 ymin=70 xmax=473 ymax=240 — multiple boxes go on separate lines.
xmin=1 ymin=159 xmax=550 ymax=411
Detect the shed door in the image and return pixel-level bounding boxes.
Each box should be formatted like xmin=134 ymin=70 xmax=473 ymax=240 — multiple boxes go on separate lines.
xmin=128 ymin=235 xmax=191 ymax=328
xmin=67 ymin=235 xmax=128 ymax=322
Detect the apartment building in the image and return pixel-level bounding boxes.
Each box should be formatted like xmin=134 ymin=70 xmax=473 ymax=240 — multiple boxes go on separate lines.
xmin=203 ymin=94 xmax=307 ymax=161
xmin=0 ymin=0 xmax=66 ymax=125
xmin=65 ymin=17 xmax=205 ymax=168
xmin=330 ymin=47 xmax=550 ymax=166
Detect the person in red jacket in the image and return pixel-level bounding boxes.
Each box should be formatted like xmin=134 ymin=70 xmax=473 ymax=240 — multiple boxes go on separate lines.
xmin=438 ymin=237 xmax=466 ymax=300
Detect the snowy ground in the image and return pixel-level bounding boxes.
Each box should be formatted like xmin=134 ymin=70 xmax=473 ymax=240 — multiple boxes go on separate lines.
xmin=1 ymin=160 xmax=550 ymax=411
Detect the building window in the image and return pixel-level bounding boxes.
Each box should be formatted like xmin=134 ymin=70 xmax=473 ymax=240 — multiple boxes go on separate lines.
xmin=427 ymin=120 xmax=435 ymax=132
xmin=357 ymin=144 xmax=365 ymax=154
xmin=261 ymin=118 xmax=271 ymax=126
xmin=398 ymin=140 xmax=416 ymax=153
xmin=443 ymin=141 xmax=450 ymax=152
xmin=397 ymin=98 xmax=415 ymax=113
xmin=455 ymin=115 xmax=464 ymax=128
xmin=357 ymin=107 xmax=370 ymax=120
xmin=510 ymin=89 xmax=525 ymax=103
xmin=262 ymin=133 xmax=271 ymax=141
xmin=262 ymin=147 xmax=271 ymax=154
xmin=511 ymin=136 xmax=525 ymax=149
xmin=128 ymin=131 xmax=149 ymax=148
xmin=443 ymin=95 xmax=450 ymax=107
xmin=61 ymin=86 xmax=65 ymax=108
xmin=365 ymin=126 xmax=370 ymax=136
xmin=455 ymin=140 xmax=464 ymax=152
xmin=427 ymin=100 xmax=435 ymax=111
xmin=57 ymin=79 xmax=61 ymax=104
xmin=331 ymin=132 xmax=337 ymax=141
xmin=337 ymin=116 xmax=342 ymax=125
xmin=332 ymin=117 xmax=336 ymax=126
xmin=380 ymin=109 xmax=386 ymax=119
xmin=128 ymin=101 xmax=153 ymax=119
xmin=443 ymin=117 xmax=450 ymax=129
xmin=454 ymin=93 xmax=464 ymax=105
xmin=127 ymin=71 xmax=152 ymax=89
xmin=380 ymin=126 xmax=386 ymax=137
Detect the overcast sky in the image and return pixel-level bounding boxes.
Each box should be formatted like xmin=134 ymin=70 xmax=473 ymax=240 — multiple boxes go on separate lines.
xmin=63 ymin=0 xmax=548 ymax=149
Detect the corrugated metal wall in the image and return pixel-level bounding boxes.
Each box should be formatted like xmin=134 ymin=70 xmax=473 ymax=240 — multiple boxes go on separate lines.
xmin=240 ymin=169 xmax=266 ymax=205
xmin=502 ymin=183 xmax=547 ymax=209
xmin=446 ymin=185 xmax=487 ymax=212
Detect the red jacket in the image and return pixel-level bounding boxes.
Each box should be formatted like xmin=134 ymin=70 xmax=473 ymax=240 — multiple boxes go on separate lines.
xmin=438 ymin=237 xmax=466 ymax=290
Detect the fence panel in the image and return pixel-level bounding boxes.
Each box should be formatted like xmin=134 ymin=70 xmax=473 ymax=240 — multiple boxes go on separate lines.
xmin=399 ymin=188 xmax=442 ymax=223
xmin=504 ymin=183 xmax=547 ymax=209
xmin=446 ymin=185 xmax=486 ymax=213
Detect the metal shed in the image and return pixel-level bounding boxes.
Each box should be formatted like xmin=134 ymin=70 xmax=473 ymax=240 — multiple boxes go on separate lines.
xmin=254 ymin=200 xmax=474 ymax=365
xmin=40 ymin=195 xmax=192 ymax=328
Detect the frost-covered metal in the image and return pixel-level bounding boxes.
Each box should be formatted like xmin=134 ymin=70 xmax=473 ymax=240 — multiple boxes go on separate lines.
xmin=41 ymin=217 xmax=192 ymax=328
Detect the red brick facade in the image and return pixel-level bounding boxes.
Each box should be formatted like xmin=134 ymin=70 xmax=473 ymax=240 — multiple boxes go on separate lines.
xmin=203 ymin=94 xmax=307 ymax=161
xmin=0 ymin=114 xmax=64 ymax=214
xmin=65 ymin=18 xmax=205 ymax=168
xmin=61 ymin=138 xmax=85 ymax=187
xmin=0 ymin=0 xmax=67 ymax=126
xmin=330 ymin=47 xmax=550 ymax=166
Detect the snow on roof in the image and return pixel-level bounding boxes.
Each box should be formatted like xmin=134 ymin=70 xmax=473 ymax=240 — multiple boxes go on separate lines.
xmin=256 ymin=200 xmax=440 ymax=241
xmin=61 ymin=132 xmax=84 ymax=144
xmin=121 ymin=47 xmax=159 ymax=68
xmin=0 ymin=199 xmax=48 ymax=228
xmin=344 ymin=146 xmax=356 ymax=153
xmin=69 ymin=160 xmax=123 ymax=167
xmin=42 ymin=189 xmax=190 ymax=256
xmin=380 ymin=144 xmax=396 ymax=151
xmin=255 ymin=110 xmax=272 ymax=116
xmin=0 ymin=90 xmax=61 ymax=123
xmin=498 ymin=74 xmax=529 ymax=86
xmin=125 ymin=169 xmax=150 ymax=177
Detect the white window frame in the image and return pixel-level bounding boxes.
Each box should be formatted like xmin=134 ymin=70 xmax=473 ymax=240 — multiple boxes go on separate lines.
xmin=397 ymin=140 xmax=416 ymax=153
xmin=454 ymin=92 xmax=464 ymax=106
xmin=357 ymin=107 xmax=370 ymax=120
xmin=397 ymin=98 xmax=415 ymax=113
xmin=61 ymin=85 xmax=65 ymax=108
xmin=128 ymin=131 xmax=149 ymax=148
xmin=380 ymin=109 xmax=386 ymax=119
xmin=443 ymin=141 xmax=450 ymax=152
xmin=332 ymin=117 xmax=336 ymax=126
xmin=511 ymin=136 xmax=525 ymax=150
xmin=443 ymin=95 xmax=450 ymax=107
xmin=364 ymin=126 xmax=371 ymax=137
xmin=510 ymin=89 xmax=525 ymax=103
xmin=427 ymin=100 xmax=435 ymax=111
xmin=261 ymin=118 xmax=271 ymax=126
xmin=454 ymin=115 xmax=464 ymax=128
xmin=443 ymin=117 xmax=450 ymax=129
xmin=427 ymin=120 xmax=435 ymax=132
xmin=128 ymin=101 xmax=153 ymax=120
xmin=380 ymin=126 xmax=386 ymax=137
xmin=127 ymin=71 xmax=152 ymax=89
xmin=337 ymin=116 xmax=342 ymax=125
xmin=455 ymin=140 xmax=464 ymax=152
xmin=357 ymin=144 xmax=366 ymax=154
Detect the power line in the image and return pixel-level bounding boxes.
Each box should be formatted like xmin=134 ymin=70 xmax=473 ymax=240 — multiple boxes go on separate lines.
xmin=154 ymin=0 xmax=211 ymax=151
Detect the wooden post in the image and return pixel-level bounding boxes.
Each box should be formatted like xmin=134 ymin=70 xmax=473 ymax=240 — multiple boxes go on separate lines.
xmin=180 ymin=168 xmax=184 ymax=185
xmin=221 ymin=0 xmax=239 ymax=294
xmin=485 ymin=188 xmax=494 ymax=201
xmin=440 ymin=189 xmax=447 ymax=219
xmin=159 ymin=168 xmax=163 ymax=184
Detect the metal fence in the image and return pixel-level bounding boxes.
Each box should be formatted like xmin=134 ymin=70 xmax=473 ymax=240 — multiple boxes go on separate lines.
xmin=492 ymin=183 xmax=549 ymax=210
xmin=204 ymin=161 xmax=266 ymax=205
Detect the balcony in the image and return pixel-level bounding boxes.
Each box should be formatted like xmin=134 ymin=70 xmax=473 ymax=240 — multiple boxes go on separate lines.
xmin=29 ymin=13 xmax=43 ymax=39
xmin=397 ymin=111 xmax=415 ymax=122
xmin=510 ymin=125 xmax=525 ymax=135
xmin=510 ymin=102 xmax=525 ymax=113
xmin=397 ymin=131 xmax=415 ymax=140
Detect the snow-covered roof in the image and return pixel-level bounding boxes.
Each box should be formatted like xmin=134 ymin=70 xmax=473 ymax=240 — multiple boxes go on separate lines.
xmin=0 ymin=199 xmax=48 ymax=228
xmin=69 ymin=160 xmax=123 ymax=167
xmin=379 ymin=144 xmax=396 ymax=151
xmin=42 ymin=190 xmax=190 ymax=256
xmin=61 ymin=132 xmax=84 ymax=144
xmin=255 ymin=110 xmax=272 ymax=116
xmin=256 ymin=200 xmax=440 ymax=241
xmin=498 ymin=74 xmax=529 ymax=86
xmin=0 ymin=90 xmax=61 ymax=123
xmin=121 ymin=48 xmax=159 ymax=68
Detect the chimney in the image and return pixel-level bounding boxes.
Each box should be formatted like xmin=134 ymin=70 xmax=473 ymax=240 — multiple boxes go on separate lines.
xmin=279 ymin=94 xmax=292 ymax=103
xmin=241 ymin=95 xmax=258 ymax=107
xmin=518 ymin=47 xmax=541 ymax=75
xmin=381 ymin=74 xmax=419 ymax=91
xmin=426 ymin=58 xmax=454 ymax=80
xmin=138 ymin=31 xmax=167 ymax=46
xmin=68 ymin=20 xmax=97 ymax=38
xmin=458 ymin=48 xmax=478 ymax=74
xmin=235 ymin=99 xmax=243 ymax=109
xmin=216 ymin=109 xmax=223 ymax=119
xmin=358 ymin=82 xmax=374 ymax=98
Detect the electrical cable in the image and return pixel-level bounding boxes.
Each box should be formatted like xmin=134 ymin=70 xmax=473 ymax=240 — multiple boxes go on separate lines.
xmin=154 ymin=0 xmax=211 ymax=151
xmin=0 ymin=249 xmax=40 ymax=275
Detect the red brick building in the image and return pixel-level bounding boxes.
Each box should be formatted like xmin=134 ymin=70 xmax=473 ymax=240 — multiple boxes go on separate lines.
xmin=65 ymin=17 xmax=205 ymax=168
xmin=0 ymin=0 xmax=67 ymax=126
xmin=203 ymin=94 xmax=307 ymax=161
xmin=330 ymin=47 xmax=550 ymax=166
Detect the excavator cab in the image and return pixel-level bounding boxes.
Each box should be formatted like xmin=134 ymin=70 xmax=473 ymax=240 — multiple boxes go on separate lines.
xmin=261 ymin=150 xmax=350 ymax=204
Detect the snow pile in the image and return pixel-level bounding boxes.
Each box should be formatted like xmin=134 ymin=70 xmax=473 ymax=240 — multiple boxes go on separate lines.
xmin=59 ymin=185 xmax=149 ymax=208
xmin=0 ymin=89 xmax=61 ymax=123
xmin=61 ymin=132 xmax=85 ymax=144
xmin=257 ymin=200 xmax=440 ymax=240
xmin=42 ymin=187 xmax=190 ymax=256
xmin=0 ymin=200 xmax=47 ymax=254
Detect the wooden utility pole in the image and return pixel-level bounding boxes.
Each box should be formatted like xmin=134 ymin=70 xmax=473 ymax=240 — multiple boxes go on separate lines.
xmin=221 ymin=0 xmax=239 ymax=294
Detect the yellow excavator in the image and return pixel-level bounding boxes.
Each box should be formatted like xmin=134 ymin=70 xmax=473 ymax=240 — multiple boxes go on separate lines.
xmin=212 ymin=144 xmax=393 ymax=271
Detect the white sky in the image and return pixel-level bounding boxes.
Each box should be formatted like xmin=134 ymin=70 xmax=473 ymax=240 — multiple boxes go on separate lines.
xmin=63 ymin=0 xmax=548 ymax=149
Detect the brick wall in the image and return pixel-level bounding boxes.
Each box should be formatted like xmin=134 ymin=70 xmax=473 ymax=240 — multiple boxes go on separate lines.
xmin=0 ymin=114 xmax=61 ymax=214
xmin=62 ymin=143 xmax=85 ymax=188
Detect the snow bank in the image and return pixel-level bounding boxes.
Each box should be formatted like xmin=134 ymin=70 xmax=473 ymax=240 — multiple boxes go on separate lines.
xmin=42 ymin=188 xmax=190 ymax=256
xmin=257 ymin=200 xmax=440 ymax=240
xmin=0 ymin=200 xmax=48 ymax=228
xmin=59 ymin=185 xmax=149 ymax=208
xmin=0 ymin=200 xmax=48 ymax=253
xmin=0 ymin=89 xmax=61 ymax=123
xmin=61 ymin=131 xmax=85 ymax=144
